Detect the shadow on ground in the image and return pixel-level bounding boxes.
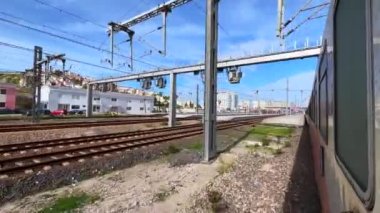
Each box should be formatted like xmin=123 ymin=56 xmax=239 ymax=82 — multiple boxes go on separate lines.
xmin=282 ymin=125 xmax=321 ymax=213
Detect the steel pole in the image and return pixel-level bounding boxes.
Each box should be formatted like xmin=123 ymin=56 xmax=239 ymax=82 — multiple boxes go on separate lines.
xmin=169 ymin=72 xmax=176 ymax=127
xmin=204 ymin=0 xmax=219 ymax=162
xmin=32 ymin=46 xmax=43 ymax=123
xmin=277 ymin=0 xmax=284 ymax=41
xmin=110 ymin=27 xmax=114 ymax=67
xmin=286 ymin=78 xmax=289 ymax=115
xmin=162 ymin=11 xmax=168 ymax=56
xmin=86 ymin=84 xmax=93 ymax=117
xmin=196 ymin=84 xmax=199 ymax=114
xmin=128 ymin=32 xmax=134 ymax=70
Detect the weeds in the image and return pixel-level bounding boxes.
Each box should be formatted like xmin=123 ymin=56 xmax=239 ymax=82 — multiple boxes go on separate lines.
xmin=271 ymin=148 xmax=283 ymax=156
xmin=207 ymin=190 xmax=222 ymax=203
xmin=187 ymin=142 xmax=203 ymax=151
xmin=153 ymin=186 xmax=176 ymax=202
xmin=217 ymin=158 xmax=234 ymax=174
xmin=261 ymin=138 xmax=270 ymax=146
xmin=38 ymin=192 xmax=99 ymax=213
xmin=250 ymin=125 xmax=294 ymax=138
xmin=165 ymin=145 xmax=181 ymax=155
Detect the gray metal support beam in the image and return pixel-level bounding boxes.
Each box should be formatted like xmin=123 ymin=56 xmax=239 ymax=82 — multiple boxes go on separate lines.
xmin=196 ymin=84 xmax=199 ymax=114
xmin=204 ymin=0 xmax=218 ymax=162
xmin=286 ymin=78 xmax=289 ymax=115
xmin=32 ymin=46 xmax=43 ymax=123
xmin=162 ymin=11 xmax=168 ymax=56
xmin=86 ymin=84 xmax=93 ymax=117
xmin=90 ymin=47 xmax=321 ymax=84
xmin=169 ymin=73 xmax=177 ymax=127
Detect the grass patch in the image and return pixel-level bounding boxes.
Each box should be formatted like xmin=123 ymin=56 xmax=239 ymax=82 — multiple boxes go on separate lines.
xmin=186 ymin=141 xmax=203 ymax=151
xmin=164 ymin=145 xmax=181 ymax=155
xmin=217 ymin=158 xmax=234 ymax=174
xmin=38 ymin=192 xmax=99 ymax=213
xmin=250 ymin=125 xmax=294 ymax=138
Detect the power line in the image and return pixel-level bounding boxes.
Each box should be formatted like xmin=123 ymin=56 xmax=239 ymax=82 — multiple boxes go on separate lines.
xmin=192 ymin=0 xmax=231 ymax=37
xmin=283 ymin=0 xmax=314 ymax=28
xmin=32 ymin=0 xmax=164 ymax=60
xmin=33 ymin=0 xmax=105 ymax=29
xmin=45 ymin=0 xmax=169 ymax=59
xmin=283 ymin=3 xmax=328 ymax=38
xmin=0 ymin=41 xmax=133 ymax=74
xmin=117 ymin=0 xmax=150 ymax=20
xmin=0 ymin=16 xmax=160 ymax=68
xmin=0 ymin=11 xmax=102 ymax=45
xmin=194 ymin=0 xmax=228 ymax=35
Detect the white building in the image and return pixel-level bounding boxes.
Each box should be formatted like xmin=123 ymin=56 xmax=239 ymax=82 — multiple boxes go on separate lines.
xmin=239 ymin=100 xmax=254 ymax=111
xmin=252 ymin=100 xmax=288 ymax=110
xmin=217 ymin=91 xmax=239 ymax=112
xmin=41 ymin=86 xmax=154 ymax=115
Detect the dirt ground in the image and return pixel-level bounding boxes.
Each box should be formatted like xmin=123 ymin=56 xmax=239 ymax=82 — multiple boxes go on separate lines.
xmin=0 ymin=125 xmax=252 ymax=212
xmin=0 ymin=122 xmax=320 ymax=212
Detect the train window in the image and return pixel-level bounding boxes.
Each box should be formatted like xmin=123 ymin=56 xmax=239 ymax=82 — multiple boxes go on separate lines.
xmin=335 ymin=0 xmax=369 ymax=192
xmin=319 ymin=74 xmax=328 ymax=141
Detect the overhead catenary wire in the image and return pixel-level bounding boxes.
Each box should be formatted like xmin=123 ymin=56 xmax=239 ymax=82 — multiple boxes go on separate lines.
xmin=283 ymin=0 xmax=314 ymax=28
xmin=300 ymin=2 xmax=330 ymax=12
xmin=33 ymin=0 xmax=157 ymax=59
xmin=33 ymin=0 xmax=105 ymax=29
xmin=0 ymin=41 xmax=133 ymax=74
xmin=283 ymin=3 xmax=328 ymax=38
xmin=33 ymin=0 xmax=171 ymax=62
xmin=0 ymin=11 xmax=103 ymax=46
xmin=0 ymin=16 xmax=160 ymax=68
xmin=192 ymin=0 xmax=231 ymax=37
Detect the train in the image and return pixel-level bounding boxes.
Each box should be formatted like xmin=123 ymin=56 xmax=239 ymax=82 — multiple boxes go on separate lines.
xmin=306 ymin=0 xmax=380 ymax=212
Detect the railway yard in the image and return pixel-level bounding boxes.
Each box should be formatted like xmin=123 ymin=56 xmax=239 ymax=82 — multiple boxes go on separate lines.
xmin=0 ymin=114 xmax=320 ymax=212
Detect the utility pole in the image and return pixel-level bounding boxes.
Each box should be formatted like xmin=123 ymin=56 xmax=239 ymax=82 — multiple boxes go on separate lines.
xmin=86 ymin=84 xmax=93 ymax=117
xmin=169 ymin=72 xmax=177 ymax=127
xmin=204 ymin=0 xmax=219 ymax=162
xmin=161 ymin=10 xmax=169 ymax=56
xmin=286 ymin=78 xmax=289 ymax=115
xmin=196 ymin=84 xmax=199 ymax=114
xmin=32 ymin=46 xmax=43 ymax=123
xmin=277 ymin=0 xmax=285 ymax=45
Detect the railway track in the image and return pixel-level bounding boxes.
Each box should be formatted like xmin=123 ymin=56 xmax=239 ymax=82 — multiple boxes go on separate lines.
xmin=0 ymin=116 xmax=199 ymax=133
xmin=0 ymin=117 xmax=270 ymax=177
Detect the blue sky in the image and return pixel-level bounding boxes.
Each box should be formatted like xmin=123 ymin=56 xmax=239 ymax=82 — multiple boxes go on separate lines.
xmin=0 ymin=0 xmax=328 ymax=106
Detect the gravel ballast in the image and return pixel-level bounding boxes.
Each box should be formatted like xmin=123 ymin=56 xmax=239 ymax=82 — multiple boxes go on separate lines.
xmin=187 ymin=127 xmax=320 ymax=213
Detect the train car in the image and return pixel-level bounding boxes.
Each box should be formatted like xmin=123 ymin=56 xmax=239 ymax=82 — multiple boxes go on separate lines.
xmin=306 ymin=0 xmax=380 ymax=212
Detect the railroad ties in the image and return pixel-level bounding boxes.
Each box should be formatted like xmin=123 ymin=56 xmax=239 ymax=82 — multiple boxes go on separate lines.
xmin=0 ymin=116 xmax=276 ymax=178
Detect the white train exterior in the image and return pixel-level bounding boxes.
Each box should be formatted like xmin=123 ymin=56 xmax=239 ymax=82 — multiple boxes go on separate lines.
xmin=41 ymin=85 xmax=154 ymax=115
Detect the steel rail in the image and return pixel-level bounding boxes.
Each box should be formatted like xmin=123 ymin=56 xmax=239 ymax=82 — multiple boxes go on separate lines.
xmin=0 ymin=119 xmax=262 ymax=175
xmin=0 ymin=116 xmax=199 ymax=132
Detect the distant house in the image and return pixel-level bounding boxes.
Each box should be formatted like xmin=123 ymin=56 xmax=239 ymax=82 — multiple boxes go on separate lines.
xmin=41 ymin=86 xmax=154 ymax=115
xmin=0 ymin=83 xmax=17 ymax=110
